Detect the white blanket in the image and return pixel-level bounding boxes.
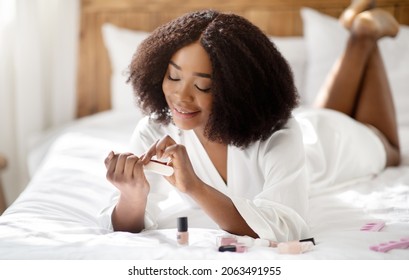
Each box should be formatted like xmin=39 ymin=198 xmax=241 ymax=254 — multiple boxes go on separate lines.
xmin=0 ymin=111 xmax=408 ymax=259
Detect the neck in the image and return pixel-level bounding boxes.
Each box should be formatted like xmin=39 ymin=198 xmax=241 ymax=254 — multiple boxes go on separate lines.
xmin=194 ymin=128 xmax=225 ymax=149
xmin=194 ymin=128 xmax=228 ymax=184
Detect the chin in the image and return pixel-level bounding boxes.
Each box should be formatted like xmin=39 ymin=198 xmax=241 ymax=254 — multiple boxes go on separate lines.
xmin=172 ymin=118 xmax=205 ymax=132
xmin=172 ymin=119 xmax=194 ymax=131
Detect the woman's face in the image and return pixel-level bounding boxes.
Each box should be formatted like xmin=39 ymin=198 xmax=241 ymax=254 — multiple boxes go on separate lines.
xmin=162 ymin=41 xmax=213 ymax=132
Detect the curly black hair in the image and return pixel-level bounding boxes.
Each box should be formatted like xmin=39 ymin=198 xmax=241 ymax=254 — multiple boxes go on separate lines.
xmin=128 ymin=9 xmax=298 ymax=148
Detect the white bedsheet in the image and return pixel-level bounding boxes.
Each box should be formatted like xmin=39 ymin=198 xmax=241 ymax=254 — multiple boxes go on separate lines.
xmin=0 ymin=111 xmax=408 ymax=259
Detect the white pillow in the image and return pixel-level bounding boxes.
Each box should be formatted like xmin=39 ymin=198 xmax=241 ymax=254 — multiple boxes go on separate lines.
xmin=270 ymin=36 xmax=307 ymax=102
xmin=301 ymin=7 xmax=409 ymax=127
xmin=101 ymin=23 xmax=149 ymax=112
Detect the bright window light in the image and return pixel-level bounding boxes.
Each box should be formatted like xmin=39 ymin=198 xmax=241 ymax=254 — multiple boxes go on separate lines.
xmin=0 ymin=0 xmax=16 ymax=25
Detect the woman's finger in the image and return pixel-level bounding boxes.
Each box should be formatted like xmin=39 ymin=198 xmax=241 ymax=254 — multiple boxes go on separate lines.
xmin=155 ymin=135 xmax=177 ymax=160
xmin=124 ymin=154 xmax=139 ymax=177
xmin=106 ymin=153 xmax=119 ymax=181
xmin=116 ymin=153 xmax=133 ymax=174
xmin=161 ymin=143 xmax=185 ymax=162
xmin=142 ymin=135 xmax=176 ymax=163
xmin=141 ymin=139 xmax=159 ymax=164
xmin=133 ymin=158 xmax=146 ymax=178
xmin=104 ymin=151 xmax=115 ymax=168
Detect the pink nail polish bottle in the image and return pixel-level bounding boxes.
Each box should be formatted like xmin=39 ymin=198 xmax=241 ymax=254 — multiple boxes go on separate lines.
xmin=277 ymin=241 xmax=314 ymax=254
xmin=177 ymin=217 xmax=189 ymax=246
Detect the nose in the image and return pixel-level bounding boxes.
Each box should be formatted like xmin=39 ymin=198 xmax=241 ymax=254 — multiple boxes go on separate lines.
xmin=174 ymin=82 xmax=194 ymax=102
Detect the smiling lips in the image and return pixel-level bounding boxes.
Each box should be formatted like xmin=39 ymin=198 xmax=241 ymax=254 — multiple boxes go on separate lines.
xmin=173 ymin=106 xmax=200 ymax=119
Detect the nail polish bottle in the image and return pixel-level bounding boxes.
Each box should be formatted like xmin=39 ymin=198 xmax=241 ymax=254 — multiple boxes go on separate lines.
xmin=277 ymin=241 xmax=314 ymax=254
xmin=177 ymin=217 xmax=189 ymax=246
xmin=218 ymin=244 xmax=247 ymax=253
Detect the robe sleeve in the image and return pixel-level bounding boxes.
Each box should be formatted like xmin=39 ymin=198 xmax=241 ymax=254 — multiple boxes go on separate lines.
xmin=231 ymin=119 xmax=310 ymax=241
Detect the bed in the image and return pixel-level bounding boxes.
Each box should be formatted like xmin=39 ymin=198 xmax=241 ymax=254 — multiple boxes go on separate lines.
xmin=0 ymin=0 xmax=409 ymax=260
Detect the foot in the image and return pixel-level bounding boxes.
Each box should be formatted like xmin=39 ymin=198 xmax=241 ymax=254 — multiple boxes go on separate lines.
xmin=352 ymin=9 xmax=399 ymax=39
xmin=340 ymin=0 xmax=376 ymax=29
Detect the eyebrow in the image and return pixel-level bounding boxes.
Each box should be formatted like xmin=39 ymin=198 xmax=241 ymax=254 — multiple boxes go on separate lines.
xmin=169 ymin=61 xmax=211 ymax=78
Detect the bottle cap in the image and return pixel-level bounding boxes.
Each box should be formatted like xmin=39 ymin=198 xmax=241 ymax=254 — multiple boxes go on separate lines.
xmin=177 ymin=217 xmax=188 ymax=232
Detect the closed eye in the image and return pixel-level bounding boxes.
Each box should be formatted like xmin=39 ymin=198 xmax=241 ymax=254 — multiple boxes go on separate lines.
xmin=167 ymin=75 xmax=180 ymax=81
xmin=195 ymin=85 xmax=211 ymax=93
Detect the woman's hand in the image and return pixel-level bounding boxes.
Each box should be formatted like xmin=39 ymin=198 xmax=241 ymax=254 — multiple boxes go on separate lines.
xmin=141 ymin=135 xmax=202 ymax=193
xmin=104 ymin=151 xmax=149 ymax=233
xmin=104 ymin=151 xmax=150 ymax=201
xmin=137 ymin=137 xmax=258 ymax=237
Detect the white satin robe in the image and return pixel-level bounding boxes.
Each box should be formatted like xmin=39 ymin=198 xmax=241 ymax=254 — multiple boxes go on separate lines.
xmin=100 ymin=108 xmax=385 ymax=242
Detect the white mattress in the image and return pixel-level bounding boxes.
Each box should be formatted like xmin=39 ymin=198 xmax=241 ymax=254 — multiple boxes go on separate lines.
xmin=0 ymin=111 xmax=408 ymax=259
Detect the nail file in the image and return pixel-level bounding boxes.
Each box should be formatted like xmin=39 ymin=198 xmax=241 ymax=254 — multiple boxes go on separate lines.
xmin=360 ymin=221 xmax=385 ymax=232
xmin=369 ymin=238 xmax=409 ymax=253
xmin=143 ymin=160 xmax=174 ymax=176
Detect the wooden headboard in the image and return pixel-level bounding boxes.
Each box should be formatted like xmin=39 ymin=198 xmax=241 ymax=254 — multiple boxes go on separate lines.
xmin=77 ymin=0 xmax=409 ymax=118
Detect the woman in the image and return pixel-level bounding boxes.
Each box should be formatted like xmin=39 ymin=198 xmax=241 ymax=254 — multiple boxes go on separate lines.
xmin=103 ymin=0 xmax=400 ymax=242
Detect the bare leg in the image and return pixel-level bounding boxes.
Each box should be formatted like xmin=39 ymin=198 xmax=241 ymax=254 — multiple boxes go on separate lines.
xmin=313 ymin=37 xmax=370 ymax=116
xmin=314 ymin=8 xmax=401 ymax=166
xmin=353 ymin=44 xmax=400 ymax=166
